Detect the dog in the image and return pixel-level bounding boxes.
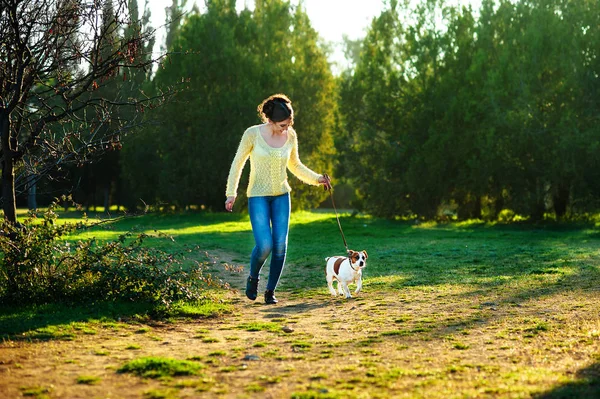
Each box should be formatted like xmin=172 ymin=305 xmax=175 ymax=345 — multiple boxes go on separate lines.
xmin=325 ymin=250 xmax=368 ymax=299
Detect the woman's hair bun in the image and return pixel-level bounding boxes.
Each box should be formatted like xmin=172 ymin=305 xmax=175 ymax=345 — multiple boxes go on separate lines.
xmin=258 ymin=94 xmax=294 ymax=124
xmin=262 ymin=100 xmax=275 ymax=116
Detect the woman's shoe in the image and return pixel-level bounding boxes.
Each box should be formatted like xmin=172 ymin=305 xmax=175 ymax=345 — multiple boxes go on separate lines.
xmin=246 ymin=276 xmax=259 ymax=300
xmin=264 ymin=290 xmax=278 ymax=304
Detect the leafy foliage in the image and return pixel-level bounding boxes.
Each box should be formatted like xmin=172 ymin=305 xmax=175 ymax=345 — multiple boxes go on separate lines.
xmin=121 ymin=0 xmax=336 ymax=211
xmin=0 ymin=198 xmax=225 ymax=306
xmin=338 ymin=0 xmax=600 ymax=220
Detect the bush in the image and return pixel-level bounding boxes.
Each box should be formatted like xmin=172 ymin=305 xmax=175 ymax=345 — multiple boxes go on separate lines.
xmin=0 ymin=199 xmax=225 ymax=306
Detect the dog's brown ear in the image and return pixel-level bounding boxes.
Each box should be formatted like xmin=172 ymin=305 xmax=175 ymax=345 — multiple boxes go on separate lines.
xmin=362 ymin=250 xmax=368 ymax=259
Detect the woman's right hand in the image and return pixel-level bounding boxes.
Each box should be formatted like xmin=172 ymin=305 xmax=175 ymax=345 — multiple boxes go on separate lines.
xmin=225 ymin=196 xmax=236 ymax=212
xmin=319 ymin=174 xmax=332 ymax=191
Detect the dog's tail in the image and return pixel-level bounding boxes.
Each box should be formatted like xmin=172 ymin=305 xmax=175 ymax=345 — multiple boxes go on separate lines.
xmin=325 ymin=257 xmax=331 ymax=262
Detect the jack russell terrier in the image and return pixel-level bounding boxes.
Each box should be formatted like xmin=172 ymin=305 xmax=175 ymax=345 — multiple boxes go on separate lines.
xmin=325 ymin=250 xmax=368 ymax=299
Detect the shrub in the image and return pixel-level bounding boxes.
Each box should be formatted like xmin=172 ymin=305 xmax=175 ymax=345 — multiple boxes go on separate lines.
xmin=0 ymin=198 xmax=225 ymax=306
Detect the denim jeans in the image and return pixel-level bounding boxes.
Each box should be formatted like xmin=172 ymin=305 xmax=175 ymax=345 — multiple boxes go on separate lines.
xmin=248 ymin=193 xmax=291 ymax=291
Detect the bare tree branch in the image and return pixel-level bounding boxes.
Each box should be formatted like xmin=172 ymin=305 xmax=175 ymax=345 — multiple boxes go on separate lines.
xmin=0 ymin=0 xmax=182 ymax=223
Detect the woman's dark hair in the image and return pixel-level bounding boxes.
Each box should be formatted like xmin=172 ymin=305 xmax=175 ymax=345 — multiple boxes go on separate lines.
xmin=258 ymin=94 xmax=294 ymax=124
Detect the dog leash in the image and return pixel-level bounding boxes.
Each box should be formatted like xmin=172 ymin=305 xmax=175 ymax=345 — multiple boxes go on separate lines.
xmin=323 ymin=173 xmax=350 ymax=255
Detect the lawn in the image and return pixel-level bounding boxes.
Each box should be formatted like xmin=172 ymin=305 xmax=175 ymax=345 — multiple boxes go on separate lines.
xmin=1 ymin=210 xmax=600 ymax=398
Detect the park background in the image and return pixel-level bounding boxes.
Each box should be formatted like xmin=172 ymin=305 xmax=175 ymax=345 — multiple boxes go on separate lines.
xmin=1 ymin=0 xmax=600 ymax=398
xmin=8 ymin=0 xmax=600 ymax=222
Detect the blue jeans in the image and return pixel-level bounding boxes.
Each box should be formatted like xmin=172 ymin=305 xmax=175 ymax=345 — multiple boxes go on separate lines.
xmin=248 ymin=193 xmax=291 ymax=291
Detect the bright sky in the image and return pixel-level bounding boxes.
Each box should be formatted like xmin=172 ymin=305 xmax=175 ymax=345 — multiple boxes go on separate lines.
xmin=146 ymin=0 xmax=482 ymax=72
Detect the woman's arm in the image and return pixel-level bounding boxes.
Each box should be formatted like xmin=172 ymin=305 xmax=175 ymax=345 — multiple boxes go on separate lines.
xmin=287 ymin=130 xmax=322 ymax=185
xmin=225 ymin=128 xmax=254 ymax=208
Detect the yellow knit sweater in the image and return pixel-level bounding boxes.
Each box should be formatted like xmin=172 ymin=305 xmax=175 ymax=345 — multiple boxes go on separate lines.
xmin=226 ymin=125 xmax=321 ymax=198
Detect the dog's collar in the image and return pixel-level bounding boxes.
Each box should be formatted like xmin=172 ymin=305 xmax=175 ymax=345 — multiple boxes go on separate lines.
xmin=347 ymin=256 xmax=359 ymax=271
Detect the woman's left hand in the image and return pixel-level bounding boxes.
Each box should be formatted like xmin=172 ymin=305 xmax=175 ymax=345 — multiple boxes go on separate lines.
xmin=319 ymin=174 xmax=332 ymax=190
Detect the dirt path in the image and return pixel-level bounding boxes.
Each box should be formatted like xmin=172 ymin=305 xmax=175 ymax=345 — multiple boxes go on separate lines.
xmin=0 ymin=295 xmax=363 ymax=398
xmin=2 ymin=251 xmax=600 ymax=398
xmin=0 ymin=252 xmax=374 ymax=398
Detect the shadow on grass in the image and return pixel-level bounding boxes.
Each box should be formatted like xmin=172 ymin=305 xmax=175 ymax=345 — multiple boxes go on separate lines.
xmin=271 ymin=214 xmax=600 ymax=347
xmin=0 ymin=301 xmax=155 ymax=340
xmin=59 ymin=210 xmax=252 ymax=240
xmin=262 ymin=300 xmax=333 ymax=315
xmin=533 ymin=361 xmax=600 ymax=398
xmin=169 ymin=213 xmax=599 ymax=294
xmin=9 ymin=212 xmax=596 ymax=343
xmin=418 ymin=260 xmax=600 ymax=338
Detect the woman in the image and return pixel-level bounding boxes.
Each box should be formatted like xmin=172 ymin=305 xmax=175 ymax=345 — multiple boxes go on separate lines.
xmin=225 ymin=94 xmax=331 ymax=304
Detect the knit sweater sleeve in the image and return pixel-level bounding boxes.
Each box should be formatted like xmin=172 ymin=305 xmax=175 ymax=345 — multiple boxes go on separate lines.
xmin=287 ymin=130 xmax=321 ymax=185
xmin=226 ymin=128 xmax=254 ymax=197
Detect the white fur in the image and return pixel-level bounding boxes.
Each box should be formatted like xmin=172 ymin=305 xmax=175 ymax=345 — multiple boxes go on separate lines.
xmin=325 ymin=250 xmax=368 ymax=299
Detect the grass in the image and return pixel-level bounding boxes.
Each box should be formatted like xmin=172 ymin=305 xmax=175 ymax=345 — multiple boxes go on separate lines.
xmin=20 ymin=386 xmax=52 ymax=398
xmin=143 ymin=389 xmax=180 ymax=399
xmin=117 ymin=357 xmax=204 ymax=378
xmin=236 ymin=322 xmax=282 ymax=332
xmin=83 ymin=209 xmax=597 ymax=296
xmin=0 ymin=299 xmax=231 ymax=341
xmin=2 ymin=209 xmax=600 ymax=398
xmin=76 ymin=375 xmax=101 ymax=385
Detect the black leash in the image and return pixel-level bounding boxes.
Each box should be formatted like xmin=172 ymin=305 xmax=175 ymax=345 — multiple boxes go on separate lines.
xmin=323 ymin=173 xmax=350 ymax=254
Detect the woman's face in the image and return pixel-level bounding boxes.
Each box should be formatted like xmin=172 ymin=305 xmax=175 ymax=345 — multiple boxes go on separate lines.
xmin=270 ymin=118 xmax=291 ymax=135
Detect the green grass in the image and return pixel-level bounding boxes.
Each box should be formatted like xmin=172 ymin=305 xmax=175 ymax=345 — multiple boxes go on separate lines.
xmin=29 ymin=209 xmax=598 ymax=305
xmin=76 ymin=375 xmax=101 ymax=385
xmin=143 ymin=388 xmax=180 ymax=399
xmin=0 ymin=302 xmax=140 ymax=340
xmin=77 ymin=209 xmax=599 ymax=298
xmin=20 ymin=386 xmax=52 ymax=398
xmin=236 ymin=322 xmax=282 ymax=332
xmin=0 ymin=299 xmax=231 ymax=340
xmin=117 ymin=357 xmax=204 ymax=378
xmin=3 ymin=209 xmax=600 ymax=398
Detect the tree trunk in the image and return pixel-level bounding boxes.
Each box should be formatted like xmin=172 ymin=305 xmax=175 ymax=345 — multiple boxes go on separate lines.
xmin=493 ymin=193 xmax=504 ymax=220
xmin=458 ymin=195 xmax=482 ymax=220
xmin=103 ymin=184 xmax=110 ymax=212
xmin=472 ymin=196 xmax=482 ymax=220
xmin=1 ymin=109 xmax=17 ymax=224
xmin=530 ymin=200 xmax=545 ymax=222
xmin=553 ymin=184 xmax=570 ymax=219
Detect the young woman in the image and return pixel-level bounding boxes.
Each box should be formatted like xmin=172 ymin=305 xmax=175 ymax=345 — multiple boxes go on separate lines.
xmin=225 ymin=94 xmax=331 ymax=304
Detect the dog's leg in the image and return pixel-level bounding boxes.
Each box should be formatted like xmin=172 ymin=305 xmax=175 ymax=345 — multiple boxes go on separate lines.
xmin=355 ymin=277 xmax=362 ymax=294
xmin=327 ymin=275 xmax=337 ymax=296
xmin=341 ymin=282 xmax=352 ymax=299
xmin=337 ymin=280 xmax=344 ymax=296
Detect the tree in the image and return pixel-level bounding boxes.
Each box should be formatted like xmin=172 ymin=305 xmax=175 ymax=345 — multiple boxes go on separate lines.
xmin=0 ymin=0 xmax=172 ymax=224
xmin=338 ymin=0 xmax=600 ymax=220
xmin=117 ymin=0 xmax=159 ymax=210
xmin=123 ymin=0 xmax=336 ymax=211
xmin=76 ymin=0 xmax=157 ymax=212
xmin=75 ymin=0 xmax=122 ymax=211
xmin=163 ymin=0 xmax=187 ymax=52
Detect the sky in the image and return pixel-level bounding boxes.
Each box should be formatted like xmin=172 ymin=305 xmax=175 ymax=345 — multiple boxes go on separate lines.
xmin=145 ymin=0 xmax=482 ymax=72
